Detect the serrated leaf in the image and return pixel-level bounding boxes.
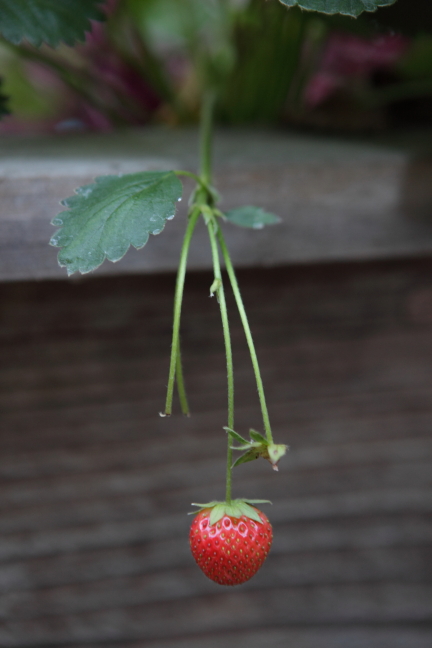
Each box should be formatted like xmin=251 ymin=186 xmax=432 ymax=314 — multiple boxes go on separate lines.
xmin=249 ymin=429 xmax=268 ymax=444
xmin=50 ymin=171 xmax=182 ymax=276
xmin=278 ymin=0 xmax=397 ymax=17
xmin=224 ymin=206 xmax=280 ymax=230
xmin=0 ymin=0 xmax=104 ymax=47
xmin=224 ymin=427 xmax=249 ymax=445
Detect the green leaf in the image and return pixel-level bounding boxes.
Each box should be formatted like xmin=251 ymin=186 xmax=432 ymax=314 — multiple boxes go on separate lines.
xmin=236 ymin=502 xmax=264 ymax=524
xmin=209 ymin=504 xmax=226 ymax=526
xmin=232 ymin=448 xmax=261 ymax=468
xmin=223 ymin=427 xmax=249 ymax=445
xmin=224 ymin=206 xmax=280 ymax=230
xmin=0 ymin=0 xmax=104 ymax=47
xmin=278 ymin=0 xmax=397 ymax=17
xmin=242 ymin=499 xmax=272 ymax=505
xmin=51 ymin=171 xmax=183 ymax=276
xmin=249 ymin=429 xmax=268 ymax=444
xmin=230 ymin=443 xmax=255 ymax=451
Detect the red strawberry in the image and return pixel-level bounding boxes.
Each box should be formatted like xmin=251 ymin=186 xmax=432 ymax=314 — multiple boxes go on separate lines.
xmin=189 ymin=500 xmax=273 ymax=586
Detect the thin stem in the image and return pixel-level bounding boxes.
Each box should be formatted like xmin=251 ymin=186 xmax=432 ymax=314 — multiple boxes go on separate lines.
xmin=208 ymin=222 xmax=234 ymax=504
xmin=163 ymin=206 xmax=201 ymax=416
xmin=163 ymin=90 xmax=215 ymax=416
xmin=174 ymin=170 xmax=205 ymax=186
xmin=217 ymin=228 xmax=274 ymax=444
xmin=175 ymin=343 xmax=190 ymax=416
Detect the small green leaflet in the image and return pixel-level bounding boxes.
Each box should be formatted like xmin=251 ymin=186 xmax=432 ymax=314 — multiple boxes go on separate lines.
xmin=278 ymin=0 xmax=397 ymax=17
xmin=224 ymin=206 xmax=280 ymax=230
xmin=224 ymin=427 xmax=249 ymax=445
xmin=50 ymin=171 xmax=183 ymax=276
xmin=249 ymin=429 xmax=267 ymax=444
xmin=0 ymin=0 xmax=104 ymax=47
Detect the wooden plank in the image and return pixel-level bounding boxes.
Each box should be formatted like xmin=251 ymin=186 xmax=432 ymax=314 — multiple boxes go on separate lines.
xmin=1 ymin=129 xmax=432 ymax=281
xmin=74 ymin=628 xmax=432 ymax=648
xmin=0 ymin=487 xmax=431 ymax=565
xmin=0 ymin=261 xmax=431 ymax=647
xmin=2 ymin=547 xmax=432 ymax=620
xmin=1 ymin=516 xmax=431 ymax=594
xmin=1 ymin=584 xmax=432 ymax=645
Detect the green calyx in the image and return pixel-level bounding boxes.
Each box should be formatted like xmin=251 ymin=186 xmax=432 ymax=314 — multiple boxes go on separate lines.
xmin=189 ymin=498 xmax=272 ymax=525
xmin=225 ymin=427 xmax=288 ymax=471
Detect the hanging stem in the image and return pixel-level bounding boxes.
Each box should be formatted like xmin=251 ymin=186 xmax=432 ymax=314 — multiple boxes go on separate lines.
xmin=175 ymin=343 xmax=190 ymax=416
xmin=208 ymin=222 xmax=234 ymax=504
xmin=163 ymin=206 xmax=200 ymax=416
xmin=163 ymin=90 xmax=216 ymax=416
xmin=217 ymin=228 xmax=274 ymax=444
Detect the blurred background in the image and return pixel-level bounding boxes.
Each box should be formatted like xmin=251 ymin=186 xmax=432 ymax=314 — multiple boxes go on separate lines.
xmin=0 ymin=1 xmax=432 ymax=647
xmin=0 ymin=0 xmax=432 ymax=136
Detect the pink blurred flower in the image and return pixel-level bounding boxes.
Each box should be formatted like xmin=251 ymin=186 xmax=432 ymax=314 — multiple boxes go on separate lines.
xmin=304 ymin=32 xmax=409 ymax=108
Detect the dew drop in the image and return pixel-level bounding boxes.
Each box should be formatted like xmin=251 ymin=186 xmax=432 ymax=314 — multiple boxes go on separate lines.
xmin=252 ymin=223 xmax=264 ymax=230
xmin=167 ymin=214 xmax=175 ymax=220
xmin=152 ymin=229 xmax=162 ymax=235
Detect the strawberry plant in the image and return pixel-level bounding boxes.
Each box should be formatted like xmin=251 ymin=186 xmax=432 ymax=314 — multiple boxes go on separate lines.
xmin=0 ymin=0 xmax=398 ymax=585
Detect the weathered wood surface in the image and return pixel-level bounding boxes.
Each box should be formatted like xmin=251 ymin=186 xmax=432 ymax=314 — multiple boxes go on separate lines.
xmin=0 ymin=259 xmax=432 ymax=647
xmin=1 ymin=129 xmax=432 ymax=281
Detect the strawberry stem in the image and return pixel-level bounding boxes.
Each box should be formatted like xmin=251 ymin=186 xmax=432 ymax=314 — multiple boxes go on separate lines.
xmin=175 ymin=343 xmax=190 ymax=416
xmin=217 ymin=229 xmax=274 ymax=445
xmin=207 ymin=221 xmax=234 ymax=504
xmin=163 ymin=205 xmax=200 ymax=416
xmin=163 ymin=91 xmax=217 ymax=416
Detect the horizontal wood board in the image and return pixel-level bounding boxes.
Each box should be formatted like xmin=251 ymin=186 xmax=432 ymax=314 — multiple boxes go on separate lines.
xmin=0 ymin=128 xmax=432 ymax=281
xmin=0 ymin=258 xmax=432 ymax=647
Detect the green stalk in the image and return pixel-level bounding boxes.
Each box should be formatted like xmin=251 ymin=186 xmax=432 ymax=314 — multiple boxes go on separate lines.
xmin=175 ymin=343 xmax=190 ymax=416
xmin=200 ymin=90 xmax=235 ymax=502
xmin=208 ymin=222 xmax=234 ymax=504
xmin=163 ymin=91 xmax=216 ymax=416
xmin=163 ymin=206 xmax=200 ymax=416
xmin=217 ymin=228 xmax=274 ymax=444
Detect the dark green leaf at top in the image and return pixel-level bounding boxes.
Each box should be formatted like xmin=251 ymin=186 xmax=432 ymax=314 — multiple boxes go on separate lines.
xmin=278 ymin=0 xmax=397 ymax=17
xmin=50 ymin=171 xmax=183 ymax=276
xmin=0 ymin=0 xmax=104 ymax=47
xmin=224 ymin=206 xmax=280 ymax=229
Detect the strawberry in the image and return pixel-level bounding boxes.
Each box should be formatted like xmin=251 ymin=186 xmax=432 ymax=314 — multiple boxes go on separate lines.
xmin=189 ymin=499 xmax=273 ymax=586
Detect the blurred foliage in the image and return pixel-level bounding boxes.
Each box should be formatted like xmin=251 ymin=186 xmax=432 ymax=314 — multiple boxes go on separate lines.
xmin=0 ymin=78 xmax=9 ymax=117
xmin=0 ymin=0 xmax=431 ymax=133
